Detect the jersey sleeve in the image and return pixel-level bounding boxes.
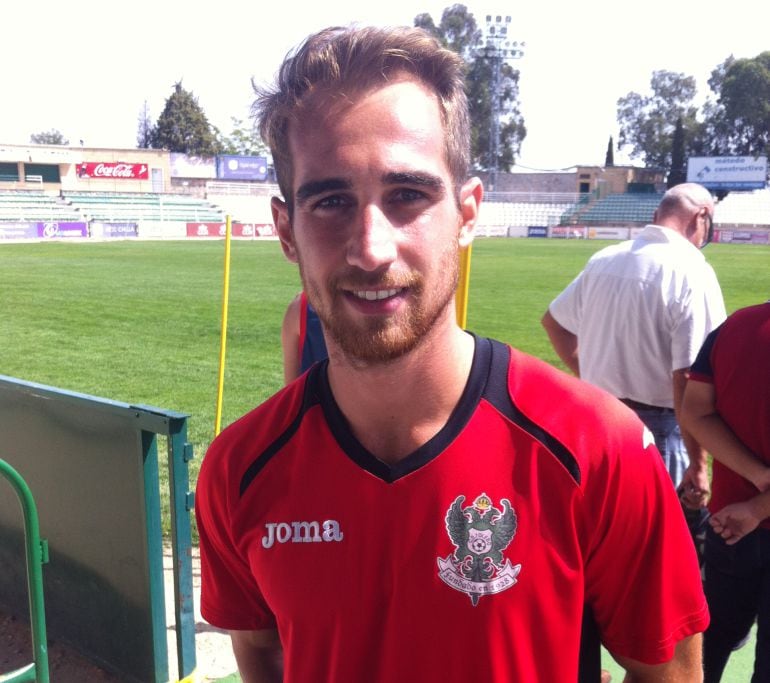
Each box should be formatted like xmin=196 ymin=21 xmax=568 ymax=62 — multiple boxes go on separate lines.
xmin=687 ymin=325 xmax=721 ymax=383
xmin=196 ymin=430 xmax=277 ymax=631
xmin=582 ymin=400 xmax=709 ymax=663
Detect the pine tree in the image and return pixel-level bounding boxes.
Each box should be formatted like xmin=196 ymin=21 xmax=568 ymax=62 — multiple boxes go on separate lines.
xmin=604 ymin=136 xmax=615 ymax=167
xmin=150 ymin=82 xmax=220 ymax=155
xmin=667 ymin=117 xmax=686 ymax=188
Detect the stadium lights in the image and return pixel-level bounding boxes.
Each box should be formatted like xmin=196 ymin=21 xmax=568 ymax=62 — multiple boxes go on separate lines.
xmin=475 ymin=14 xmax=524 ymax=192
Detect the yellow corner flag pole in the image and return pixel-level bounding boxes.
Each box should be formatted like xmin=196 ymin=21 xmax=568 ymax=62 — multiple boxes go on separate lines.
xmin=455 ymin=244 xmax=473 ymax=329
xmin=214 ymin=216 xmax=232 ymax=436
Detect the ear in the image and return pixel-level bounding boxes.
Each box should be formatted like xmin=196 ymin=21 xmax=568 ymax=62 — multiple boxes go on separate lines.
xmin=272 ymin=196 xmax=297 ymax=263
xmin=458 ymin=177 xmax=483 ymax=248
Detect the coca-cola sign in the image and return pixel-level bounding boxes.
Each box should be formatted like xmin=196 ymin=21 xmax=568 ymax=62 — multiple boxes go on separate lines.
xmin=77 ymin=162 xmax=149 ymax=180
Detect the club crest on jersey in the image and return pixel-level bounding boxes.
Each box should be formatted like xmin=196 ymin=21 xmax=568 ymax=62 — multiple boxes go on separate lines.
xmin=437 ymin=493 xmax=520 ymax=606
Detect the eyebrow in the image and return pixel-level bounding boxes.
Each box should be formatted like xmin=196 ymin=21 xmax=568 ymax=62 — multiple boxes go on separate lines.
xmin=295 ymin=178 xmax=352 ymax=205
xmin=294 ymin=171 xmax=447 ymax=205
xmin=383 ymin=171 xmax=446 ymax=195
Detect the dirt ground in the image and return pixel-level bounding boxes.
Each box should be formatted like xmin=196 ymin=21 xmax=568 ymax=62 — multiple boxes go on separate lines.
xmin=0 ymin=546 xmax=237 ymax=682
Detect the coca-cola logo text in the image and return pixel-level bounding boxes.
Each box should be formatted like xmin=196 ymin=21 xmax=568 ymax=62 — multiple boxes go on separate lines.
xmin=78 ymin=163 xmax=149 ymax=180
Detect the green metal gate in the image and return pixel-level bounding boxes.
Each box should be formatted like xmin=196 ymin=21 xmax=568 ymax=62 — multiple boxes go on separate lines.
xmin=0 ymin=376 xmax=196 ymax=683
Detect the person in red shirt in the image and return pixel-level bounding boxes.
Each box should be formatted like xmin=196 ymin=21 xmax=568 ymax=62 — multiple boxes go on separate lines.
xmin=195 ymin=25 xmax=708 ymax=682
xmin=682 ymin=301 xmax=770 ymax=682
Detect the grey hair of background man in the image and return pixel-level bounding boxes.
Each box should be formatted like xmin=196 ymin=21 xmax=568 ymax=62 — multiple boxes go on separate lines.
xmin=656 ymin=182 xmax=715 ymax=221
xmin=252 ymin=25 xmax=471 ymax=213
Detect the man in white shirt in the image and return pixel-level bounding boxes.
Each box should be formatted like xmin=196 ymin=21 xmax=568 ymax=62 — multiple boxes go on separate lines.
xmin=542 ymin=183 xmax=726 ymax=504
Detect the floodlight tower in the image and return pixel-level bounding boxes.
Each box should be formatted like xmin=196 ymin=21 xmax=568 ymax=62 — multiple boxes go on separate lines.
xmin=475 ymin=15 xmax=524 ymax=192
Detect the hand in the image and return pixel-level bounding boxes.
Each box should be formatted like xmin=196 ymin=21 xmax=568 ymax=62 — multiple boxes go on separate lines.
xmin=709 ymin=502 xmax=760 ymax=545
xmin=679 ymin=465 xmax=710 ymax=509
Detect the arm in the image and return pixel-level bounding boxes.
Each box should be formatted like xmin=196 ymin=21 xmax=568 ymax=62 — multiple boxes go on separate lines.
xmin=611 ymin=634 xmax=702 ymax=682
xmin=673 ymin=369 xmax=710 ymax=506
xmin=709 ymin=490 xmax=770 ymax=545
xmin=541 ymin=309 xmax=580 ymax=376
xmin=229 ymin=628 xmax=284 ymax=683
xmin=680 ymin=378 xmax=770 ymax=492
xmin=281 ymin=294 xmax=303 ymax=384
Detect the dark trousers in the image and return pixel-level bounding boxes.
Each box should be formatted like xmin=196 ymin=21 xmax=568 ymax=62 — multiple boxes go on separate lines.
xmin=703 ymin=526 xmax=770 ymax=682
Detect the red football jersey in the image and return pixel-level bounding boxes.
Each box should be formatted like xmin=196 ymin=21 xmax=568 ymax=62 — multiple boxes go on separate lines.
xmin=197 ymin=337 xmax=708 ymax=681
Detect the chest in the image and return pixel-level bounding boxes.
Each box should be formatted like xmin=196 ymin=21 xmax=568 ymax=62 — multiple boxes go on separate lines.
xmin=234 ymin=419 xmax=586 ymax=624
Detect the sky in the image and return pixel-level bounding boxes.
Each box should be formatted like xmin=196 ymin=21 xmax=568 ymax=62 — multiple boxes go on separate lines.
xmin=2 ymin=0 xmax=767 ymax=171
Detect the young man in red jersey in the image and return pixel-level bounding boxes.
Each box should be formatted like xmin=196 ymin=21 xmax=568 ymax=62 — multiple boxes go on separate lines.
xmin=196 ymin=25 xmax=708 ymax=682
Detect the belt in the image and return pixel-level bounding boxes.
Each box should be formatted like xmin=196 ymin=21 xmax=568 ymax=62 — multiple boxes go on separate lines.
xmin=619 ymin=398 xmax=674 ymax=413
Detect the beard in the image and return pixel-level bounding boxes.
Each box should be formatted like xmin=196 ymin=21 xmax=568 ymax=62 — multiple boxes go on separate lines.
xmin=299 ymin=246 xmax=460 ymax=366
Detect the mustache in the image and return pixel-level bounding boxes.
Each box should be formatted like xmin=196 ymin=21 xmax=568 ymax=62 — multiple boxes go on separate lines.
xmin=331 ymin=270 xmax=421 ymax=290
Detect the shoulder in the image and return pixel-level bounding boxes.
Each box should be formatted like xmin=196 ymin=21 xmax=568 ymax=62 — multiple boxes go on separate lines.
xmin=507 ymin=346 xmax=627 ymax=426
xmin=502 ymin=345 xmax=656 ymax=487
xmin=711 ymin=302 xmax=770 ymax=361
xmin=585 ymin=240 xmax=629 ymax=265
xmin=281 ymin=292 xmax=303 ymax=334
xmin=197 ymin=377 xmax=310 ymax=509
xmin=724 ymin=301 xmax=770 ymax=331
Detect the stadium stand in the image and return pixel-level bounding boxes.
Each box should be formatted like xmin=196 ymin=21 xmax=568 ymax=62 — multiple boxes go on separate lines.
xmin=560 ymin=192 xmax=663 ymax=225
xmin=61 ymin=191 xmax=225 ymax=223
xmin=0 ymin=190 xmax=82 ymax=221
xmin=477 ymin=192 xmax=582 ymax=230
xmin=714 ymin=188 xmax=770 ymax=227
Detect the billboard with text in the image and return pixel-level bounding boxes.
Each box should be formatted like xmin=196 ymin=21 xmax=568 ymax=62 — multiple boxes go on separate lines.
xmin=77 ymin=162 xmax=149 ymax=180
xmin=687 ymin=156 xmax=767 ymax=190
xmin=216 ymin=155 xmax=268 ymax=181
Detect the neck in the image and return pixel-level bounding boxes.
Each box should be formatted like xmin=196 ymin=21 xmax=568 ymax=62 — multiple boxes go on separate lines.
xmin=326 ymin=317 xmax=475 ymax=465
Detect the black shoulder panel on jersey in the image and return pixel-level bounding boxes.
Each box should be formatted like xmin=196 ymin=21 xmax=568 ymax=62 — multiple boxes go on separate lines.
xmin=238 ymin=362 xmax=325 ymax=497
xmin=482 ymin=338 xmax=581 ymax=485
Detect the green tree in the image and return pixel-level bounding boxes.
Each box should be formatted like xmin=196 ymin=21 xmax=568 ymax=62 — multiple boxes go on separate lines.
xmin=667 ymin=117 xmax=686 ymax=188
xmin=414 ymin=5 xmax=525 ymax=172
xmin=136 ymin=100 xmax=154 ymax=149
xmin=604 ymin=136 xmax=614 ymax=167
xmin=216 ymin=117 xmax=268 ymax=156
xmin=30 ymin=129 xmax=68 ymax=145
xmin=717 ymin=51 xmax=770 ymax=158
xmin=691 ymin=57 xmax=736 ymax=157
xmin=616 ymin=70 xmax=699 ymax=168
xmin=150 ymin=82 xmax=220 ymax=155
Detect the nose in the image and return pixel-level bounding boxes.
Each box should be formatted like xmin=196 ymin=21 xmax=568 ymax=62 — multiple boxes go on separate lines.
xmin=346 ymin=203 xmax=397 ymax=272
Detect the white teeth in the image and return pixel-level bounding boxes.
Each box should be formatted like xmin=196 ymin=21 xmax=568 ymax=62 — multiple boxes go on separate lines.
xmin=354 ymin=288 xmax=400 ymax=301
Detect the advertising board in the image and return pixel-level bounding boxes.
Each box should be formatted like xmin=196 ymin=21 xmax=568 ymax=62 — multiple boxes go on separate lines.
xmin=216 ymin=155 xmax=268 ymax=181
xmin=77 ymin=162 xmax=149 ymax=180
xmin=687 ymin=156 xmax=767 ymax=190
xmin=186 ymin=223 xmax=276 ymax=238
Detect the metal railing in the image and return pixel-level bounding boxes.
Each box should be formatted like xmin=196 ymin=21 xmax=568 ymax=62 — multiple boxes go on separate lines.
xmin=0 ymin=459 xmax=49 ymax=683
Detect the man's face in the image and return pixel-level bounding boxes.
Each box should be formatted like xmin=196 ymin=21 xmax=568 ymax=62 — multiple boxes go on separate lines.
xmin=274 ymin=77 xmax=478 ymax=365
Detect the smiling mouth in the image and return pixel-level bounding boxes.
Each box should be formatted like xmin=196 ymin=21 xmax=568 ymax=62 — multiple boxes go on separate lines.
xmin=351 ymin=288 xmax=404 ymax=301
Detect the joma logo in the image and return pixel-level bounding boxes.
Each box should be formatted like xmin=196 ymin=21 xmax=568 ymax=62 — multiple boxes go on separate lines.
xmin=261 ymin=520 xmax=343 ymax=549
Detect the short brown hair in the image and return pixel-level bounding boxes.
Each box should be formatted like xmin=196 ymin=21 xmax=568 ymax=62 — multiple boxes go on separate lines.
xmin=253 ymin=25 xmax=470 ymax=207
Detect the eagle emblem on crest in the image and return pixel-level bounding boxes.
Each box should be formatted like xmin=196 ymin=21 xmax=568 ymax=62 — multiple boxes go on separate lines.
xmin=437 ymin=493 xmax=520 ymax=605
